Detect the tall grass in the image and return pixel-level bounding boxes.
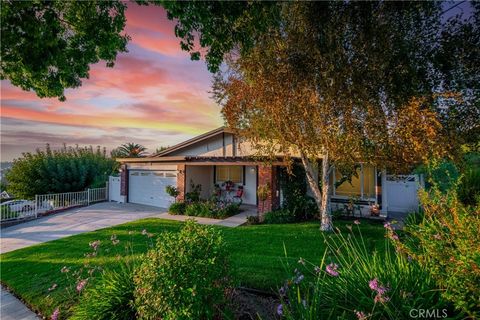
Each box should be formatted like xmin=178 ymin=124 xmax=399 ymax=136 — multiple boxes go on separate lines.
xmin=279 ymin=223 xmax=455 ymax=319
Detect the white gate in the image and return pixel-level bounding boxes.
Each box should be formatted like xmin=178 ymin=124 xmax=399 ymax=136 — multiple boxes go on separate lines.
xmin=386 ymin=175 xmax=421 ymax=213
xmin=109 ymin=176 xmax=122 ymax=202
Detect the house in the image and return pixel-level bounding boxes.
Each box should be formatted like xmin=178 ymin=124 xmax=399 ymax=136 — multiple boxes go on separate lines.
xmin=113 ymin=127 xmax=423 ymax=217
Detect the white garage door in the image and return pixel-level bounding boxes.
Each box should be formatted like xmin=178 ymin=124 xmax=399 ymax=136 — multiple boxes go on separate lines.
xmin=129 ymin=170 xmax=177 ymax=208
xmin=386 ymin=175 xmax=420 ymax=213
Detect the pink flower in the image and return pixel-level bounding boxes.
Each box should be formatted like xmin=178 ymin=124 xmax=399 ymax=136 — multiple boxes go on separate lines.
xmin=89 ymin=240 xmax=101 ymax=251
xmin=369 ymin=278 xmax=379 ymax=291
xmin=354 ymin=310 xmax=368 ymax=320
xmin=374 ymin=293 xmax=390 ymax=303
xmin=433 ymin=233 xmax=441 ymax=240
xmin=383 ymin=222 xmax=392 ymax=230
xmin=76 ymin=279 xmax=88 ymax=292
xmin=391 ymin=233 xmax=399 ymax=241
xmin=51 ymin=307 xmax=59 ymax=320
xmin=354 ymin=219 xmax=361 ymax=225
xmin=326 ymin=263 xmax=339 ymax=277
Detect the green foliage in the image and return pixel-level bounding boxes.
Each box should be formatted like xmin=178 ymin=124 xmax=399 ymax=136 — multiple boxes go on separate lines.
xmin=151 ymin=1 xmax=279 ymax=72
xmin=0 ymin=1 xmax=129 ymax=100
xmin=246 ymin=215 xmax=260 ymax=225
xmin=168 ymin=202 xmax=186 ymax=215
xmin=416 ymin=160 xmax=460 ymax=192
xmin=133 ymin=220 xmax=230 ymax=320
xmin=185 ymin=180 xmax=202 ymax=203
xmin=279 ymin=165 xmax=318 ymax=220
xmin=71 ymin=264 xmax=136 ymax=320
xmin=6 ymin=144 xmax=116 ymax=199
xmin=457 ymin=152 xmax=480 ymax=206
xmin=263 ymin=209 xmax=296 ymax=224
xmin=165 ymin=185 xmax=180 ymax=200
xmin=111 ymin=143 xmax=147 ymax=158
xmin=181 ymin=201 xmax=240 ymax=219
xmin=280 ymin=227 xmax=451 ymax=319
xmin=185 ymin=202 xmax=211 ymax=217
xmin=397 ymin=188 xmax=480 ymax=317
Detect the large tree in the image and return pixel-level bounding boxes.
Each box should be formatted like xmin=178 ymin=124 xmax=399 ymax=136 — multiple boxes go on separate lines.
xmin=214 ymin=2 xmax=478 ymax=231
xmin=0 ymin=0 xmax=129 ymax=101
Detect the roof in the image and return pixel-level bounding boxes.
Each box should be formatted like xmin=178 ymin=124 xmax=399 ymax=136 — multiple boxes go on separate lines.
xmin=116 ymin=156 xmax=287 ymax=166
xmin=152 ymin=126 xmax=234 ymax=157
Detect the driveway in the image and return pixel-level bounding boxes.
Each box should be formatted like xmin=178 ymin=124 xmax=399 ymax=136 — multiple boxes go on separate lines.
xmin=0 ymin=202 xmax=166 ymax=254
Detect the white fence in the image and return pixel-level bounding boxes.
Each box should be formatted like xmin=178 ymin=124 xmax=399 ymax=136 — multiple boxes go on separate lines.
xmin=1 ymin=187 xmax=107 ymax=222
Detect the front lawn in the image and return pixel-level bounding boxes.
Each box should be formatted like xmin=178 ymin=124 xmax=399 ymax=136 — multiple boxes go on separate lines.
xmin=0 ymin=218 xmax=386 ymax=317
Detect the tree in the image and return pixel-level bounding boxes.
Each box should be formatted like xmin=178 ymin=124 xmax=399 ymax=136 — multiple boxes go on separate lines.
xmin=6 ymin=144 xmax=117 ymax=199
xmin=111 ymin=143 xmax=147 ymax=158
xmin=1 ymin=0 xmax=129 ymax=101
xmin=155 ymin=146 xmax=170 ymax=154
xmin=214 ymin=2 xmax=474 ymax=231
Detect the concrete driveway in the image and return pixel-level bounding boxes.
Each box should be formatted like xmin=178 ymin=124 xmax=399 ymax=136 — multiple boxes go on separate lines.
xmin=0 ymin=202 xmax=166 ymax=254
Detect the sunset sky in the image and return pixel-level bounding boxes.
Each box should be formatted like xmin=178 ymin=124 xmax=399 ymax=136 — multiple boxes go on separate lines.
xmin=0 ymin=3 xmax=223 ymax=161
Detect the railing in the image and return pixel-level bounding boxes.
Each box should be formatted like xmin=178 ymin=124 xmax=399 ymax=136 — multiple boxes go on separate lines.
xmin=1 ymin=187 xmax=107 ymax=222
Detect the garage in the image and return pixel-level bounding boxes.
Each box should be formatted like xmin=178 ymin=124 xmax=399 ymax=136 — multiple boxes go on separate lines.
xmin=128 ymin=170 xmax=177 ymax=208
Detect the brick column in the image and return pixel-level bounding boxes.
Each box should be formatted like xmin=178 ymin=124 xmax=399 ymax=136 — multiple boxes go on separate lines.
xmin=120 ymin=164 xmax=128 ymax=200
xmin=177 ymin=164 xmax=186 ymax=202
xmin=257 ymin=165 xmax=280 ymax=220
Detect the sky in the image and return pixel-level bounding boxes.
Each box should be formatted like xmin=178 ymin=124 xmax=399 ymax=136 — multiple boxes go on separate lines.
xmin=0 ymin=3 xmax=223 ymax=161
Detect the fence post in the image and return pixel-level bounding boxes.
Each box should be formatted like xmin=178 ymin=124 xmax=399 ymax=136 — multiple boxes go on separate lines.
xmin=106 ymin=181 xmax=109 ymax=201
xmin=87 ymin=189 xmax=90 ymax=206
xmin=35 ymin=194 xmax=38 ymax=218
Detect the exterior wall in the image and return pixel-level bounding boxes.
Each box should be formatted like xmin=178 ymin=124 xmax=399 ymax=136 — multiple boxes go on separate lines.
xmin=176 ymin=164 xmax=186 ymax=202
xmin=120 ymin=165 xmax=128 ymax=200
xmin=257 ymin=165 xmax=280 ymax=220
xmin=186 ymin=165 xmax=214 ymax=199
xmin=126 ymin=163 xmax=177 ymax=171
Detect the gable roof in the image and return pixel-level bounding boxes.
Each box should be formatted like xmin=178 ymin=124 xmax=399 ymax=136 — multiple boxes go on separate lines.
xmin=153 ymin=126 xmax=234 ymax=157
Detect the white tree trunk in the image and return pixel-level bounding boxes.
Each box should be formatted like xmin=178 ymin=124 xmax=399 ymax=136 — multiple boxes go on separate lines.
xmin=300 ymin=152 xmax=333 ymax=232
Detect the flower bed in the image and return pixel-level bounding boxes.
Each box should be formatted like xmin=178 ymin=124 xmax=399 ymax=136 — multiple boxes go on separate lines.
xmin=168 ymin=200 xmax=241 ymax=219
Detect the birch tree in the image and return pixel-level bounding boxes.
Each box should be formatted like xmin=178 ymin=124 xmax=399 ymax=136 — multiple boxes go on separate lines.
xmin=214 ymin=2 xmax=460 ymax=231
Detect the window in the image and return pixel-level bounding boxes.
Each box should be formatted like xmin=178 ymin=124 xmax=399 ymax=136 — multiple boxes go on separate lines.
xmin=216 ymin=166 xmax=243 ymax=184
xmin=329 ymin=164 xmax=376 ymax=200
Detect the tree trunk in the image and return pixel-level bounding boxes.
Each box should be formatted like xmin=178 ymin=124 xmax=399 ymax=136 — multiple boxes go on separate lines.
xmin=300 ymin=152 xmax=333 ymax=232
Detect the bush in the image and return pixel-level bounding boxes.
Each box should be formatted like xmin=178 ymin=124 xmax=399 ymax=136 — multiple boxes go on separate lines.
xmin=71 ymin=264 xmax=136 ymax=320
xmin=165 ymin=185 xmax=180 ymax=201
xmin=279 ymin=225 xmax=452 ymax=319
xmin=397 ymin=188 xmax=480 ymax=317
xmin=185 ymin=202 xmax=211 ymax=217
xmin=457 ymin=165 xmax=480 ymax=206
xmin=168 ymin=202 xmax=186 ymax=215
xmin=246 ymin=215 xmax=260 ymax=225
xmin=133 ymin=220 xmax=230 ymax=319
xmin=215 ymin=202 xmax=241 ymax=219
xmin=263 ymin=209 xmax=295 ymax=224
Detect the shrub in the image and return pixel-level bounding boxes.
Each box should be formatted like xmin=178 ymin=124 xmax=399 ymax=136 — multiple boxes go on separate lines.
xmin=246 ymin=215 xmax=260 ymax=225
xmin=185 ymin=202 xmax=211 ymax=217
xmin=185 ymin=180 xmax=202 ymax=203
xmin=457 ymin=165 xmax=480 ymax=206
xmin=397 ymin=188 xmax=480 ymax=317
xmin=263 ymin=209 xmax=295 ymax=224
xmin=165 ymin=185 xmax=180 ymax=201
xmin=71 ymin=264 xmax=136 ymax=320
xmin=216 ymin=202 xmax=241 ymax=219
xmin=279 ymin=225 xmax=452 ymax=319
xmin=168 ymin=202 xmax=186 ymax=215
xmin=133 ymin=220 xmax=230 ymax=319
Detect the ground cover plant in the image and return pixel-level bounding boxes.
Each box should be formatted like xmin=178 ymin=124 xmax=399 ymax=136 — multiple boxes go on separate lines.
xmin=0 ymin=219 xmax=385 ymax=318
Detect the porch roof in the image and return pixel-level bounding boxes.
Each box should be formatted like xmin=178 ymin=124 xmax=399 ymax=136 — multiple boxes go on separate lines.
xmin=117 ymin=156 xmax=287 ymax=166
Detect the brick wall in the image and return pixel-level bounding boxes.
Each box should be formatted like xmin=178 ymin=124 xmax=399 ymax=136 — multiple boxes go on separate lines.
xmin=120 ymin=165 xmax=128 ymax=198
xmin=257 ymin=165 xmax=280 ymax=220
xmin=177 ymin=164 xmax=186 ymax=201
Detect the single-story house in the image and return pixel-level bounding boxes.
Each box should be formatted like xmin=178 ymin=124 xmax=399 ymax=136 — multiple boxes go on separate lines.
xmin=112 ymin=127 xmax=423 ymax=217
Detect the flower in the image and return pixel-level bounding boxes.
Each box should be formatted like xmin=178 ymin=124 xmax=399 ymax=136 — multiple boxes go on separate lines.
xmin=89 ymin=240 xmax=101 ymax=251
xmin=277 ymin=304 xmax=283 ymax=316
xmin=112 ymin=239 xmax=120 ymax=245
xmin=326 ymin=263 xmax=339 ymax=277
xmin=294 ymin=274 xmax=304 ymax=284
xmin=374 ymin=293 xmax=390 ymax=303
xmin=279 ymin=285 xmax=287 ymax=297
xmin=369 ymin=278 xmax=379 ymax=291
xmin=391 ymin=233 xmax=399 ymax=241
xmin=433 ymin=233 xmax=441 ymax=240
xmin=302 ymin=299 xmax=307 ymax=308
xmin=298 ymin=257 xmax=305 ymax=265
xmin=76 ymin=279 xmax=88 ymax=292
xmin=354 ymin=219 xmax=361 ymax=225
xmin=142 ymin=229 xmax=147 ymax=235
xmin=383 ymin=222 xmax=392 ymax=230
xmin=60 ymin=266 xmax=70 ymax=273
xmin=48 ymin=283 xmax=58 ymax=291
xmin=128 ymin=230 xmax=134 ymax=235
xmin=110 ymin=234 xmax=117 ymax=241
xmin=314 ymin=266 xmax=321 ymax=274
xmin=346 ymin=225 xmax=353 ymax=231
xmin=51 ymin=307 xmax=60 ymax=320
xmin=354 ymin=310 xmax=368 ymax=320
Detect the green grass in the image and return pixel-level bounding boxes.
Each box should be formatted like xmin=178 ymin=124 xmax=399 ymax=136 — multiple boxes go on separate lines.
xmin=0 ymin=218 xmax=386 ymax=317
